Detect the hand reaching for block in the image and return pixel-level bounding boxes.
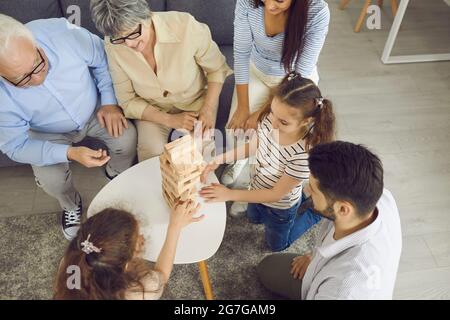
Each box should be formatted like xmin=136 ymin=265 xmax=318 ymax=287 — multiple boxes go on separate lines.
xmin=200 ymin=161 xmax=220 ymax=184
xmin=199 ymin=183 xmax=232 ymax=203
xmin=169 ymin=199 xmax=204 ymax=230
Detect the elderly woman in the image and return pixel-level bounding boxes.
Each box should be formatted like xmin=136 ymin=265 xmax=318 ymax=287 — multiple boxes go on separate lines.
xmin=90 ymin=0 xmax=233 ymax=161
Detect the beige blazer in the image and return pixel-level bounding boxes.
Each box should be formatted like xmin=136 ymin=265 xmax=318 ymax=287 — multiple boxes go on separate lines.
xmin=104 ymin=11 xmax=233 ymax=120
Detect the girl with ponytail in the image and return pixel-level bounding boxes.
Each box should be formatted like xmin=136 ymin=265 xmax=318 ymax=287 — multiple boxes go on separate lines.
xmin=54 ymin=201 xmax=202 ymax=299
xmin=199 ymin=73 xmax=336 ymax=252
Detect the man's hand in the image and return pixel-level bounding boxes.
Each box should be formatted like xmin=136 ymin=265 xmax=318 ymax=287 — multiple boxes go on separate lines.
xmin=227 ymin=107 xmax=249 ymax=130
xmin=67 ymin=146 xmax=110 ymax=168
xmin=167 ymin=112 xmax=198 ymax=131
xmin=199 ymin=183 xmax=232 ymax=202
xmin=97 ymin=105 xmax=128 ymax=138
xmin=290 ymin=254 xmax=312 ymax=280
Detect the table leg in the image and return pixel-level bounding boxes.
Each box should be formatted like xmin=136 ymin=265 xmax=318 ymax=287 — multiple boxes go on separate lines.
xmin=391 ymin=0 xmax=398 ymax=17
xmin=355 ymin=0 xmax=372 ymax=32
xmin=198 ymin=260 xmax=214 ymax=300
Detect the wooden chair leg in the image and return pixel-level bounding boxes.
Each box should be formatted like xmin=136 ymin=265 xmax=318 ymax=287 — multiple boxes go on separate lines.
xmin=391 ymin=0 xmax=398 ymax=17
xmin=354 ymin=0 xmax=372 ymax=32
xmin=198 ymin=260 xmax=214 ymax=300
xmin=377 ymin=0 xmax=384 ymax=7
xmin=339 ymin=0 xmax=351 ymax=10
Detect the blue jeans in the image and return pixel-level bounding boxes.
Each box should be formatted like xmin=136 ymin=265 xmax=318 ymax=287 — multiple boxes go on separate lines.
xmin=247 ymin=195 xmax=322 ymax=252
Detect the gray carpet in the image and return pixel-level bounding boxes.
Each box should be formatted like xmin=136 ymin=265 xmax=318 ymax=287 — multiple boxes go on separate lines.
xmin=0 ymin=206 xmax=319 ymax=300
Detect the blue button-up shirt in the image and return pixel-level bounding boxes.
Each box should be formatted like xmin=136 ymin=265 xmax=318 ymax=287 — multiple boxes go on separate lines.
xmin=0 ymin=18 xmax=117 ymax=166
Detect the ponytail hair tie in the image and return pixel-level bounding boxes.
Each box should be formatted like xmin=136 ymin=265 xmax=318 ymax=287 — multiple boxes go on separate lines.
xmin=316 ymin=97 xmax=324 ymax=110
xmin=287 ymin=72 xmax=300 ymax=81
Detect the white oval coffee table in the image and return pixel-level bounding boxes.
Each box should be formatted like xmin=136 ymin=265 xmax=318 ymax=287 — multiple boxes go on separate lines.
xmin=87 ymin=157 xmax=226 ymax=299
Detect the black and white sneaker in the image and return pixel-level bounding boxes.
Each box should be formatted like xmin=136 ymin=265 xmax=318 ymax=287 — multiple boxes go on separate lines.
xmin=62 ymin=200 xmax=82 ymax=241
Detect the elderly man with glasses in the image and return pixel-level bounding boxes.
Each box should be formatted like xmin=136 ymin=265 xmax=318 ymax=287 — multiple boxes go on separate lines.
xmin=0 ymin=14 xmax=137 ymax=240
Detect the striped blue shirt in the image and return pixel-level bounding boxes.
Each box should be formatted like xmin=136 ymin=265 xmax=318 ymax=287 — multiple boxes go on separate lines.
xmin=234 ymin=0 xmax=330 ymax=84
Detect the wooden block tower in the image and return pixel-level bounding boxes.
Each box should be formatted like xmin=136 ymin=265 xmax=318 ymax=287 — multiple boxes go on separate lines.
xmin=159 ymin=135 xmax=204 ymax=209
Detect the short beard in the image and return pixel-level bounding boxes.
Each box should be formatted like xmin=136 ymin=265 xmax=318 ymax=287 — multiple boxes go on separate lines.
xmin=298 ymin=197 xmax=336 ymax=221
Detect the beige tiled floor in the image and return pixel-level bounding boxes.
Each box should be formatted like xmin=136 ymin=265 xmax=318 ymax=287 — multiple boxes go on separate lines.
xmin=0 ymin=0 xmax=449 ymax=299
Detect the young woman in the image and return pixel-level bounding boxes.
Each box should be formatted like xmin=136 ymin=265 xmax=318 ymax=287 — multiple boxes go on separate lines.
xmin=200 ymin=73 xmax=335 ymax=252
xmin=54 ymin=200 xmax=202 ymax=299
xmin=223 ymin=0 xmax=330 ymax=213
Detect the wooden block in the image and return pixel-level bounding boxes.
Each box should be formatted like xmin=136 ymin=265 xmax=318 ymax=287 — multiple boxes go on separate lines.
xmin=160 ymin=155 xmax=203 ymax=185
xmin=178 ymin=183 xmax=195 ymax=201
xmin=160 ymin=148 xmax=202 ymax=176
xmin=164 ymin=134 xmax=192 ymax=153
xmin=168 ymin=143 xmax=195 ymax=162
xmin=160 ymin=135 xmax=204 ymax=207
xmin=162 ymin=188 xmax=176 ymax=209
xmin=163 ymin=172 xmax=200 ymax=196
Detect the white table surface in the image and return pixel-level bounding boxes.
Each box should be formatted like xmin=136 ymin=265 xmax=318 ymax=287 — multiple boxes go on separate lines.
xmin=87 ymin=157 xmax=226 ymax=264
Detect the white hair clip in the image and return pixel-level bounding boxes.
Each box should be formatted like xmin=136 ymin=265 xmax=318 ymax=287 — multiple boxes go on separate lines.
xmin=81 ymin=234 xmax=102 ymax=255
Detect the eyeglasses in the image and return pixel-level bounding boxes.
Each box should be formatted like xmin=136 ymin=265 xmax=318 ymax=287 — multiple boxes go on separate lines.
xmin=110 ymin=24 xmax=142 ymax=44
xmin=5 ymin=49 xmax=46 ymax=87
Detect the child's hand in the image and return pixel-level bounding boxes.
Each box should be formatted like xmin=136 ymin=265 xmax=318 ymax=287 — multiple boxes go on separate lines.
xmin=200 ymin=161 xmax=220 ymax=184
xmin=170 ymin=200 xmax=204 ymax=230
xmin=199 ymin=183 xmax=232 ymax=202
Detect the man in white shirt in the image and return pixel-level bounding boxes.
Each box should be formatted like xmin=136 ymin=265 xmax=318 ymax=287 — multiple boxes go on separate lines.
xmin=257 ymin=141 xmax=402 ymax=299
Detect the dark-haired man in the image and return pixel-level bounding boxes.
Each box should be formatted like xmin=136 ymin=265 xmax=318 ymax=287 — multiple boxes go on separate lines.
xmin=257 ymin=141 xmax=402 ymax=299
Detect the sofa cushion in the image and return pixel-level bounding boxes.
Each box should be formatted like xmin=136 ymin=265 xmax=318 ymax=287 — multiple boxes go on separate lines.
xmin=0 ymin=0 xmax=62 ymax=24
xmin=59 ymin=0 xmax=167 ymax=37
xmin=166 ymin=0 xmax=236 ymax=46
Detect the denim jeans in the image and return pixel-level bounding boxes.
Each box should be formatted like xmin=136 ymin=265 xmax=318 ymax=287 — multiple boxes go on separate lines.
xmin=247 ymin=195 xmax=322 ymax=252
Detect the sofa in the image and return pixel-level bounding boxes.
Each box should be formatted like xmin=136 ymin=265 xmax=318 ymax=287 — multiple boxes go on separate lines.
xmin=0 ymin=0 xmax=236 ymax=167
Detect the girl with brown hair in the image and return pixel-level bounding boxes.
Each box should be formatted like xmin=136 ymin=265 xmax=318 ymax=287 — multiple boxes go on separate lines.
xmin=200 ymin=73 xmax=335 ymax=251
xmin=54 ymin=200 xmax=202 ymax=299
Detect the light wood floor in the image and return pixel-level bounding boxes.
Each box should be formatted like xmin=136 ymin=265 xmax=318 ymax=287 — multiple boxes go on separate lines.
xmin=0 ymin=0 xmax=449 ymax=299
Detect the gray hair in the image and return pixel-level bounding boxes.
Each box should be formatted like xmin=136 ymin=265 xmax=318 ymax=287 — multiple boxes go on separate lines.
xmin=0 ymin=14 xmax=36 ymax=58
xmin=90 ymin=0 xmax=152 ymax=37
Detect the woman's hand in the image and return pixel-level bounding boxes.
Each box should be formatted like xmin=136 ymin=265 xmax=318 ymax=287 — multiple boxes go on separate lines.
xmin=200 ymin=161 xmax=220 ymax=184
xmin=199 ymin=183 xmax=232 ymax=202
xmin=290 ymin=254 xmax=312 ymax=280
xmin=198 ymin=105 xmax=215 ymax=136
xmin=227 ymin=107 xmax=249 ymax=130
xmin=244 ymin=110 xmax=262 ymax=130
xmin=169 ymin=200 xmax=204 ymax=230
xmin=167 ymin=112 xmax=199 ymax=131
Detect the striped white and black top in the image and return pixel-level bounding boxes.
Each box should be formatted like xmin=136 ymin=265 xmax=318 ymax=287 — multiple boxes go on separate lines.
xmin=233 ymin=0 xmax=330 ymax=85
xmin=250 ymin=115 xmax=310 ymax=209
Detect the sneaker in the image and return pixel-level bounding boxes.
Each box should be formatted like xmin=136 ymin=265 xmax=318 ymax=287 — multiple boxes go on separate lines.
xmin=221 ymin=160 xmax=247 ymax=186
xmin=229 ymin=201 xmax=248 ymax=218
xmin=62 ymin=200 xmax=82 ymax=241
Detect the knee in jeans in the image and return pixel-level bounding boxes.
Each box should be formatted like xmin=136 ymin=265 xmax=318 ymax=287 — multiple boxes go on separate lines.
xmin=265 ymin=232 xmax=288 ymax=252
